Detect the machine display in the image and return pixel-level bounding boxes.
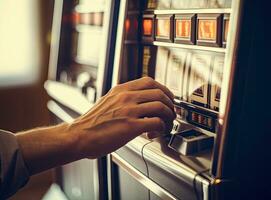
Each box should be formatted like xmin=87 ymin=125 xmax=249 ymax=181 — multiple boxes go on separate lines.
xmin=116 ymin=1 xmax=230 ymax=138
xmin=108 ymin=0 xmax=241 ymax=199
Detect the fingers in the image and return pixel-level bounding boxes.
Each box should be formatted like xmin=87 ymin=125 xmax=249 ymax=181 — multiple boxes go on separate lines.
xmin=146 ymin=131 xmax=161 ymax=139
xmin=116 ymin=77 xmax=175 ymax=101
xmin=134 ymin=117 xmax=166 ymax=133
xmin=127 ymin=101 xmax=175 ymax=136
xmin=131 ymin=101 xmax=175 ymax=121
xmin=133 ymin=89 xmax=175 ymax=112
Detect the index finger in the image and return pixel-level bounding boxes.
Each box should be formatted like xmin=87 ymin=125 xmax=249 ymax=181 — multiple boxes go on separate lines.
xmin=119 ymin=77 xmax=175 ymax=101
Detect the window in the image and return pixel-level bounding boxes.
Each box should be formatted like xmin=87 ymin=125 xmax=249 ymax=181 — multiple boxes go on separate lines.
xmin=0 ymin=0 xmax=41 ymax=87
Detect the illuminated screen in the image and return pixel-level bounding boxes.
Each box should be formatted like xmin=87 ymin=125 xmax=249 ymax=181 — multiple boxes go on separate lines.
xmin=198 ymin=19 xmax=217 ymax=40
xmin=176 ymin=19 xmax=191 ymax=38
xmin=156 ymin=19 xmax=170 ymax=37
xmin=143 ymin=18 xmax=153 ymax=36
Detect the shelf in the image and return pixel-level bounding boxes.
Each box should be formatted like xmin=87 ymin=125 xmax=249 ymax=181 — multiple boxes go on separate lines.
xmin=75 ymin=24 xmax=103 ymax=33
xmin=154 ymin=8 xmax=231 ymax=15
xmin=153 ymin=41 xmax=226 ymax=53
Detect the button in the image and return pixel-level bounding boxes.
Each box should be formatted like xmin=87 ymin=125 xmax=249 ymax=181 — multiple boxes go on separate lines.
xmin=168 ymin=129 xmax=214 ymax=155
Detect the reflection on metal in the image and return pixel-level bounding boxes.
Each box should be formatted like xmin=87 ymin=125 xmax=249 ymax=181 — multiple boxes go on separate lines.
xmin=47 ymin=100 xmax=74 ymax=123
xmin=44 ymin=80 xmax=93 ymax=115
xmin=48 ymin=0 xmax=63 ymax=80
xmin=111 ymin=153 xmax=179 ymax=200
xmin=112 ymin=0 xmax=128 ymax=87
xmin=212 ymin=0 xmax=242 ymax=177
xmin=143 ymin=139 xmax=211 ymax=178
xmin=96 ymin=0 xmax=118 ymax=99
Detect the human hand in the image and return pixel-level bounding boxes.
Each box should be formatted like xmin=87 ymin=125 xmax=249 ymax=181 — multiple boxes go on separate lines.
xmin=68 ymin=77 xmax=176 ymax=159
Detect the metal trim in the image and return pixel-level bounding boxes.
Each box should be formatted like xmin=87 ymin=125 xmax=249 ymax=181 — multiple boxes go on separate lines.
xmin=153 ymin=41 xmax=226 ymax=53
xmin=211 ymin=0 xmax=243 ymax=177
xmin=47 ymin=100 xmax=74 ymax=123
xmin=111 ymin=153 xmax=178 ymax=200
xmin=154 ymin=9 xmax=232 ymax=15
xmin=48 ymin=0 xmax=63 ymax=80
xmin=111 ymin=0 xmax=128 ymax=87
xmin=96 ymin=0 xmax=118 ymax=99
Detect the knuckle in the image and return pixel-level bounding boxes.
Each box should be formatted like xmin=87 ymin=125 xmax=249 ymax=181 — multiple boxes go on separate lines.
xmin=109 ymin=85 xmax=120 ymax=93
xmin=122 ymin=105 xmax=134 ymax=116
xmin=156 ymin=89 xmax=164 ymax=98
xmin=155 ymin=101 xmax=166 ymax=111
xmin=118 ymin=92 xmax=130 ymax=102
xmin=142 ymin=77 xmax=155 ymax=86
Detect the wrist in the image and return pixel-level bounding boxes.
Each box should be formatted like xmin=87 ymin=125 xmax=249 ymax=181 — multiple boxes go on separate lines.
xmin=64 ymin=122 xmax=86 ymax=160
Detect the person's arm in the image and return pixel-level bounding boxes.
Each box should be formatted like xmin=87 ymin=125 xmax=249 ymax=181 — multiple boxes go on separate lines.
xmin=16 ymin=77 xmax=176 ymax=175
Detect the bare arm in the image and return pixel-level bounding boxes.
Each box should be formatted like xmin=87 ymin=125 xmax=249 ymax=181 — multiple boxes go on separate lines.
xmin=16 ymin=77 xmax=176 ymax=175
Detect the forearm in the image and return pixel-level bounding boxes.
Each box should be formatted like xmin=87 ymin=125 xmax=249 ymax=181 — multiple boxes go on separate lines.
xmin=16 ymin=123 xmax=82 ymax=175
xmin=14 ymin=78 xmax=175 ymax=176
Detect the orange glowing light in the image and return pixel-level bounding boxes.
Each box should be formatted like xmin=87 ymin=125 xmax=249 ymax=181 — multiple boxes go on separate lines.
xmin=224 ymin=19 xmax=229 ymax=42
xmin=156 ymin=19 xmax=170 ymax=37
xmin=176 ymin=19 xmax=191 ymax=38
xmin=198 ymin=19 xmax=217 ymax=40
xmin=125 ymin=19 xmax=131 ymax=32
xmin=72 ymin=12 xmax=80 ymax=24
xmin=143 ymin=19 xmax=153 ymax=36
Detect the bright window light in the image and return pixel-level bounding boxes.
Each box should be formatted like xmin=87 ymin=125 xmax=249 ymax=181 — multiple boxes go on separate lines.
xmin=0 ymin=0 xmax=41 ymax=87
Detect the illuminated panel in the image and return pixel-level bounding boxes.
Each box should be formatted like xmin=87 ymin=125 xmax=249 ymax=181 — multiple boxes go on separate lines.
xmin=224 ymin=20 xmax=229 ymax=41
xmin=188 ymin=53 xmax=212 ymax=107
xmin=223 ymin=14 xmax=230 ymax=47
xmin=189 ymin=111 xmax=214 ymax=131
xmin=174 ymin=14 xmax=196 ymax=44
xmin=198 ymin=20 xmax=217 ymax=40
xmin=125 ymin=14 xmax=138 ymax=40
xmin=157 ymin=19 xmax=170 ymax=37
xmin=210 ymin=56 xmax=224 ymax=111
xmin=155 ymin=15 xmax=173 ymax=42
xmin=72 ymin=12 xmax=80 ymax=25
xmin=80 ymin=13 xmax=92 ymax=25
xmin=142 ymin=14 xmax=154 ymax=43
xmin=92 ymin=12 xmax=103 ymax=26
xmin=125 ymin=18 xmax=131 ymax=32
xmin=197 ymin=14 xmax=222 ymax=47
xmin=143 ymin=18 xmax=153 ymax=36
xmin=176 ymin=20 xmax=191 ymax=38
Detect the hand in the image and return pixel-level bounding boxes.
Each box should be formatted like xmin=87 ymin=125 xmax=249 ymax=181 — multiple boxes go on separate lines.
xmin=68 ymin=77 xmax=176 ymax=159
